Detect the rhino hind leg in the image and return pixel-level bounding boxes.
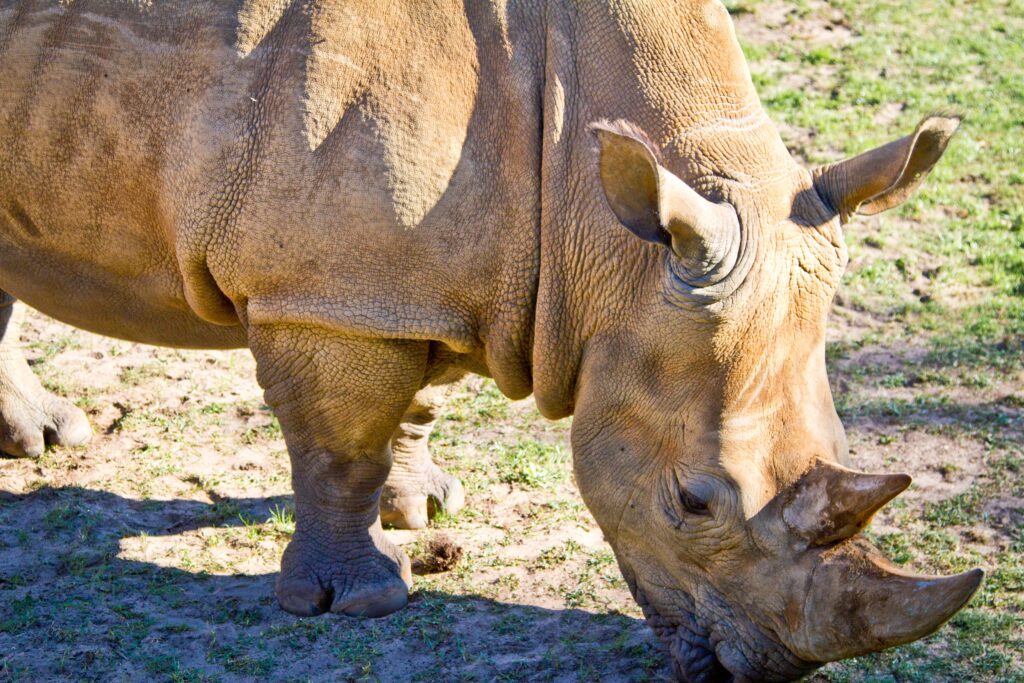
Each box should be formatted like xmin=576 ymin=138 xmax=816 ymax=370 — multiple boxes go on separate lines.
xmin=0 ymin=294 xmax=91 ymax=457
xmin=250 ymin=324 xmax=430 ymax=618
xmin=381 ymin=369 xmax=466 ymax=530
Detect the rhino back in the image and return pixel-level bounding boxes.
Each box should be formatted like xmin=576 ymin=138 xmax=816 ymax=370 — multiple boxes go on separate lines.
xmin=0 ymin=1 xmax=259 ymax=345
xmin=0 ymin=1 xmax=542 ymax=385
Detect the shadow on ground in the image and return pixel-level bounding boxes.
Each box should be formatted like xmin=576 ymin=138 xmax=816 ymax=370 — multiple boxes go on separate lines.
xmin=0 ymin=486 xmax=670 ymax=682
xmin=839 ymin=394 xmax=1023 ymax=441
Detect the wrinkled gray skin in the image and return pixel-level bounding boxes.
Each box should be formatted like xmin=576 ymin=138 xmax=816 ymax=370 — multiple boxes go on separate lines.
xmin=0 ymin=2 xmax=981 ymax=681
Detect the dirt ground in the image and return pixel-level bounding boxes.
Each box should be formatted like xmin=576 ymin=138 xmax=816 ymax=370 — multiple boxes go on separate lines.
xmin=0 ymin=306 xmax=1018 ymax=683
xmin=0 ymin=309 xmax=671 ymax=682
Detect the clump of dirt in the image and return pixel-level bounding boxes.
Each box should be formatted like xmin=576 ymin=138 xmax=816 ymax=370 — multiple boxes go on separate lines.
xmin=410 ymin=533 xmax=464 ymax=575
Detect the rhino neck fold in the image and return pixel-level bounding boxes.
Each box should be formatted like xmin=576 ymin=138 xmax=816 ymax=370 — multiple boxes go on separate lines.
xmin=531 ymin=0 xmax=795 ymax=419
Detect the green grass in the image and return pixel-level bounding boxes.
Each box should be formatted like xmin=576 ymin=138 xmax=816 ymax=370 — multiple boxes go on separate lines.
xmin=731 ymin=0 xmax=1024 ymax=358
xmin=493 ymin=439 xmax=569 ymax=489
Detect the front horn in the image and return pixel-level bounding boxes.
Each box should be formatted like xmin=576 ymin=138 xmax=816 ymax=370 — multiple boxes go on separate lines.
xmin=794 ymin=538 xmax=983 ymax=661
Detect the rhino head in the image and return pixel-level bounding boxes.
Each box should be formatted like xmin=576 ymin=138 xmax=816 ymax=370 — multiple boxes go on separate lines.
xmin=566 ymin=114 xmax=981 ymax=682
xmin=520 ymin=3 xmax=981 ymax=678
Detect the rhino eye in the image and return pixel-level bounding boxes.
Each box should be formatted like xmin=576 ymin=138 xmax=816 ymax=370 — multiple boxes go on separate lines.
xmin=680 ymin=489 xmax=710 ymax=516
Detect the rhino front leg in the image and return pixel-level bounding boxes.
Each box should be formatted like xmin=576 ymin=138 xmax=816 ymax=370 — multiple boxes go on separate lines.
xmin=250 ymin=324 xmax=427 ymax=618
xmin=381 ymin=368 xmax=466 ymax=530
xmin=0 ymin=293 xmax=91 ymax=457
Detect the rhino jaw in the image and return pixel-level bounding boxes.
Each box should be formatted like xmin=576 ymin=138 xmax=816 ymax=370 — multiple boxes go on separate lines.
xmin=626 ymin=565 xmax=818 ymax=683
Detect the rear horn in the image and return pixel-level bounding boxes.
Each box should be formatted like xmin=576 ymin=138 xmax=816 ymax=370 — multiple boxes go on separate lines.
xmin=781 ymin=459 xmax=910 ymax=545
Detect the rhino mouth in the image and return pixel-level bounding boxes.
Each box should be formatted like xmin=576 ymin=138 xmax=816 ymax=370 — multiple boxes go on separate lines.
xmin=636 ymin=583 xmax=732 ymax=683
xmin=665 ymin=616 xmax=733 ymax=683
xmin=633 ymin=580 xmax=817 ymax=683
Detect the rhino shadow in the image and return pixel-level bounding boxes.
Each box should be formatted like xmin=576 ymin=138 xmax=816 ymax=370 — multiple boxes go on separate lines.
xmin=0 ymin=484 xmax=671 ymax=682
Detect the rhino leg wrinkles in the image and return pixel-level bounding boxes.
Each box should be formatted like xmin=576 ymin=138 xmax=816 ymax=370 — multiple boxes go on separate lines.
xmin=249 ymin=323 xmax=429 ymax=617
xmin=0 ymin=293 xmax=92 ymax=458
xmin=381 ymin=368 xmax=466 ymax=530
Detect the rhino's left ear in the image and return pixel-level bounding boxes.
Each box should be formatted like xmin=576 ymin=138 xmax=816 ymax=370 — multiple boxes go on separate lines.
xmin=812 ymin=115 xmax=961 ymax=224
xmin=591 ymin=120 xmax=740 ymax=282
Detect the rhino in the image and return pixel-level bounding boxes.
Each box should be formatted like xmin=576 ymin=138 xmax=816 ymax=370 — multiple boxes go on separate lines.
xmin=0 ymin=1 xmax=982 ymax=680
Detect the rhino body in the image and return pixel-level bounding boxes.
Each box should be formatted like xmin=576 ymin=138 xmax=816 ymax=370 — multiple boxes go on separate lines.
xmin=0 ymin=2 xmax=981 ymax=680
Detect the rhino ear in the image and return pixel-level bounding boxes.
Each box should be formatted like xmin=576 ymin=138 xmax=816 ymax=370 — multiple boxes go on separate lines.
xmin=812 ymin=115 xmax=961 ymax=224
xmin=591 ymin=121 xmax=740 ymax=282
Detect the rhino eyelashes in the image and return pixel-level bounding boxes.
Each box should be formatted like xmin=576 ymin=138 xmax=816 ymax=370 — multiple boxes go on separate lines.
xmin=673 ymin=466 xmax=712 ymax=517
xmin=664 ymin=487 xmax=712 ymax=530
xmin=680 ymin=488 xmax=711 ymax=516
xmin=660 ymin=470 xmax=714 ymax=527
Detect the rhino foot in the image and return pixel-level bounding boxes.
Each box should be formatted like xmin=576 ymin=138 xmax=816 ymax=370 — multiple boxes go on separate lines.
xmin=380 ymin=462 xmax=465 ymax=530
xmin=0 ymin=298 xmax=92 ymax=458
xmin=276 ymin=525 xmax=412 ymax=618
xmin=0 ymin=362 xmax=92 ymax=458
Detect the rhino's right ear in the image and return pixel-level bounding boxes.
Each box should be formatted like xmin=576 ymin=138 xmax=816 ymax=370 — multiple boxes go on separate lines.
xmin=812 ymin=115 xmax=961 ymax=224
xmin=591 ymin=121 xmax=740 ymax=282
